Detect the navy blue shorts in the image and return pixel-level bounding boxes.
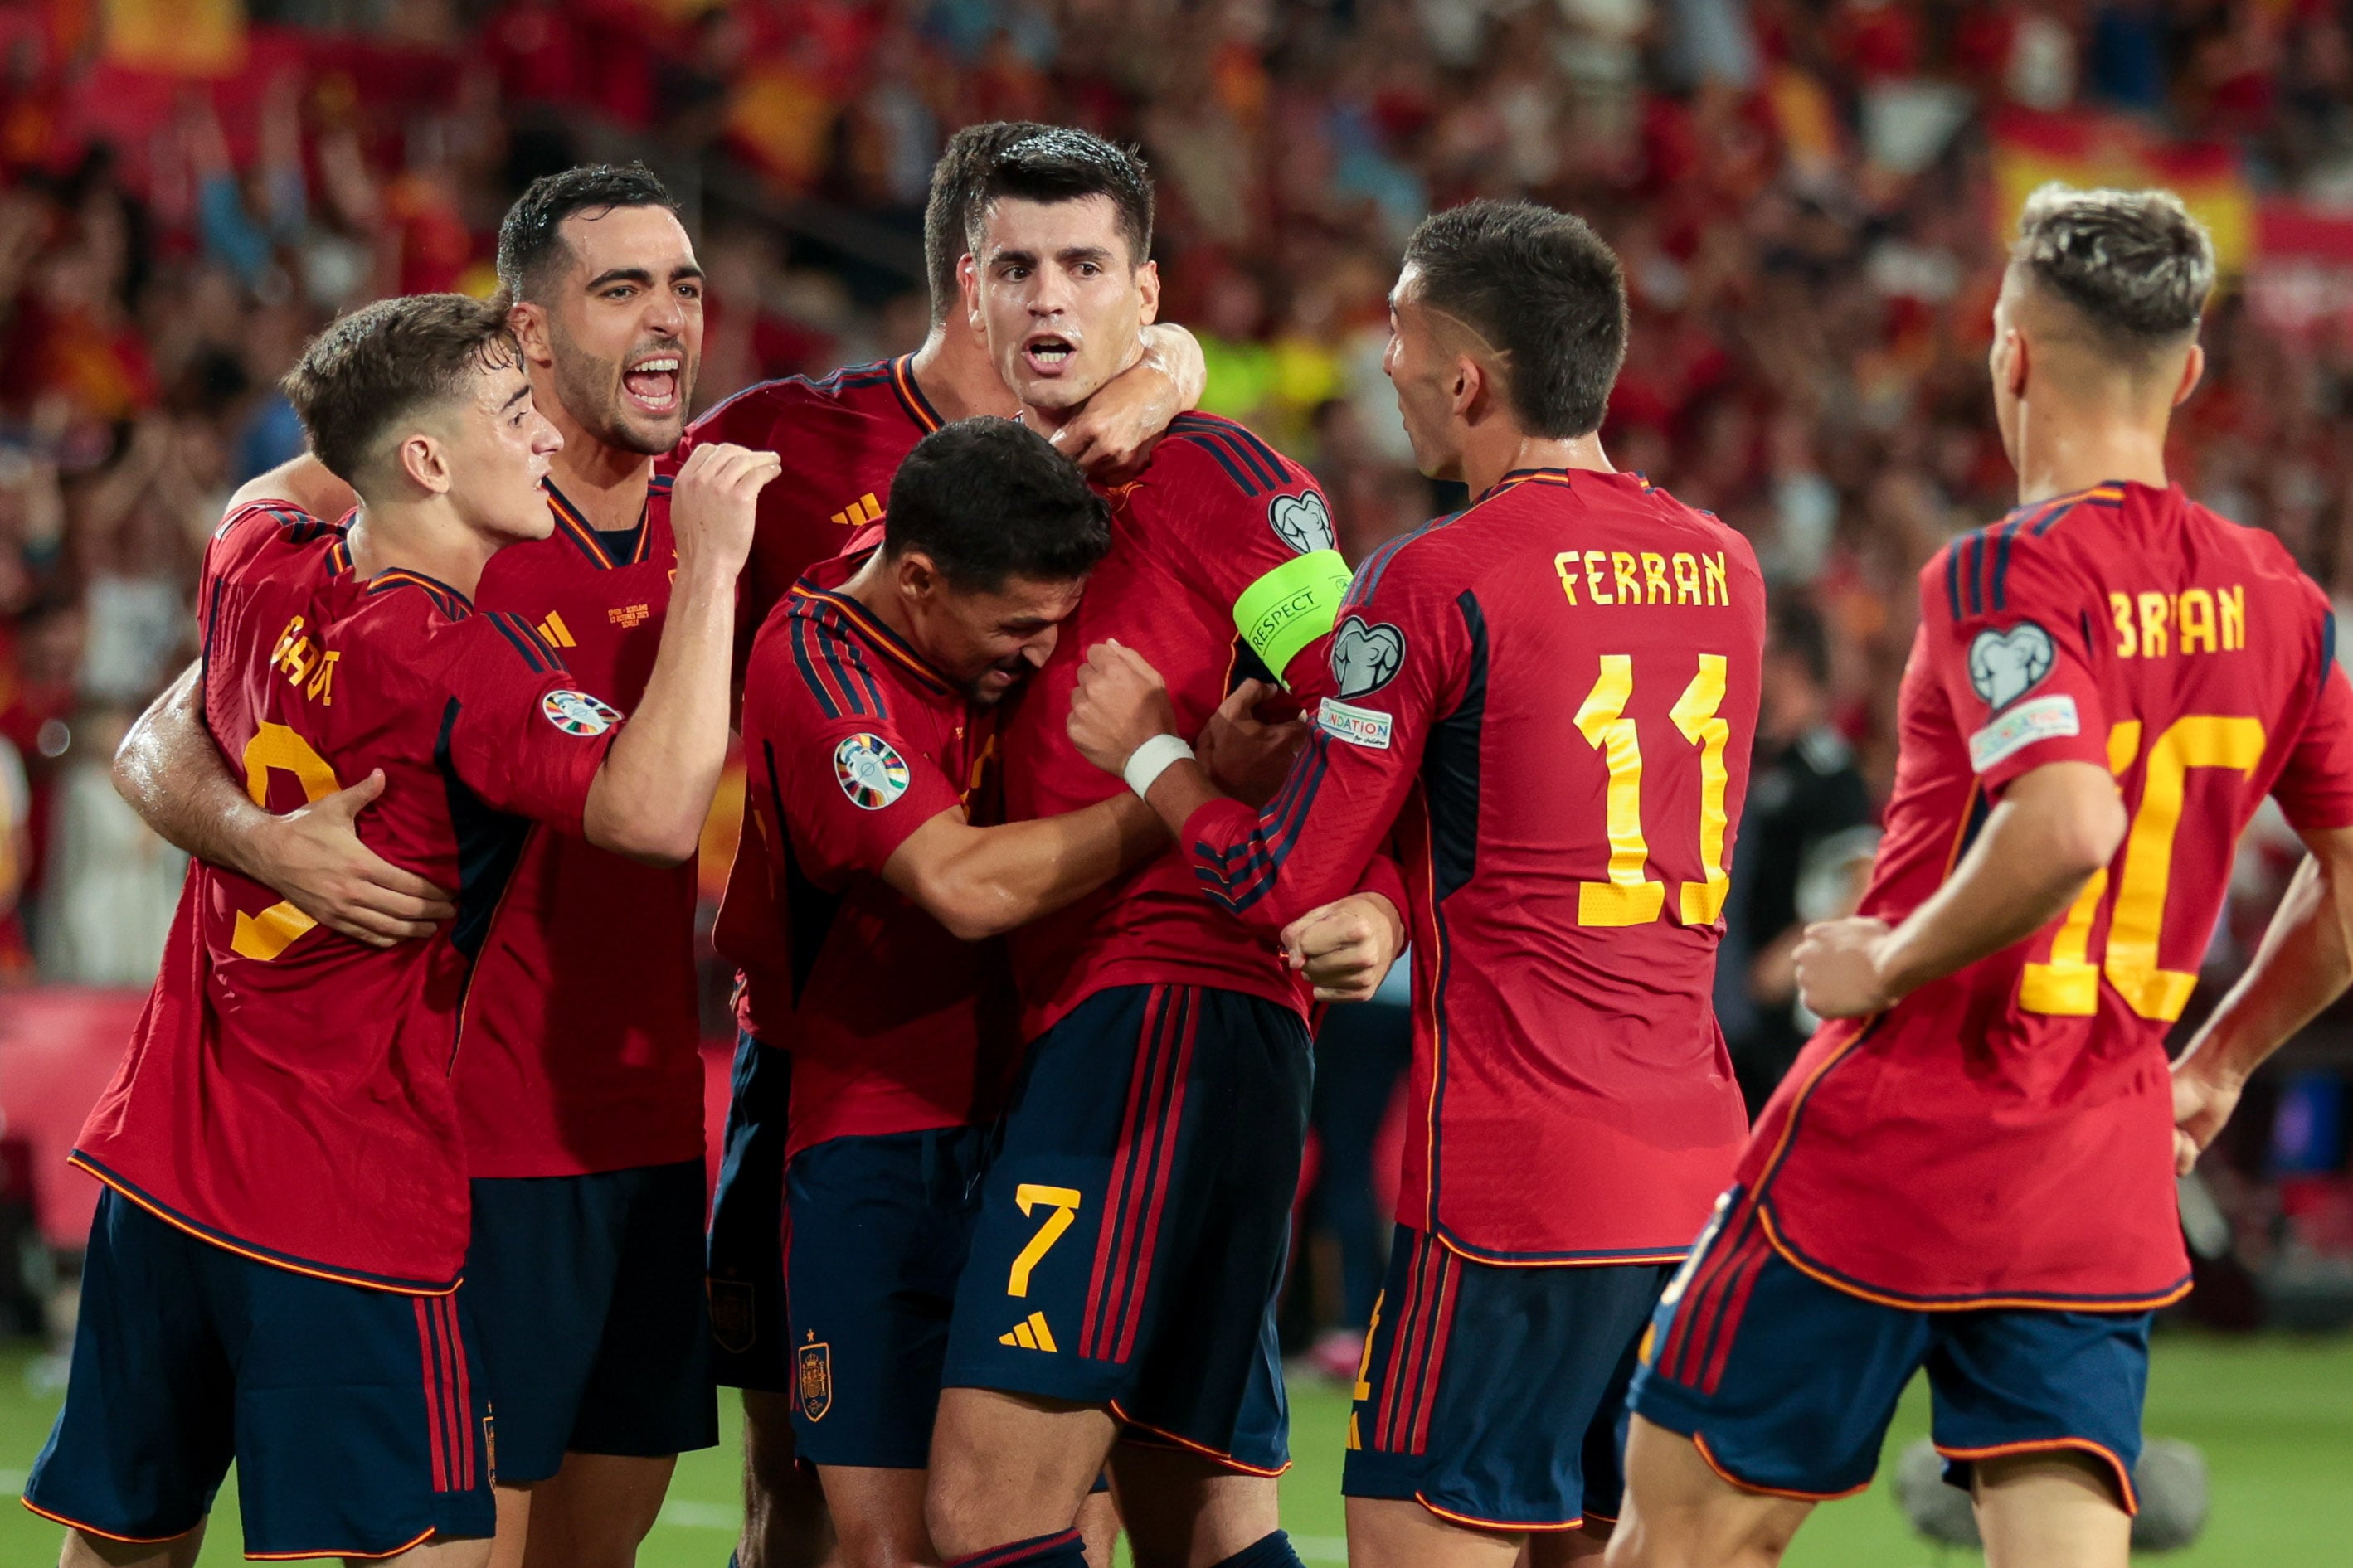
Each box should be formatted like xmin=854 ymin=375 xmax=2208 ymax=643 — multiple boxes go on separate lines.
xmin=785 ymin=1126 xmax=986 ymax=1468
xmin=464 ymin=1158 xmax=717 ymax=1483
xmin=942 ymin=983 xmax=1307 ymax=1474
xmin=24 ymin=1189 xmax=493 ymax=1556
xmin=1344 ymin=1226 xmax=1663 ymax=1530
xmin=1627 ymin=1191 xmax=2153 ymax=1510
xmin=708 ymin=1030 xmax=793 ymax=1391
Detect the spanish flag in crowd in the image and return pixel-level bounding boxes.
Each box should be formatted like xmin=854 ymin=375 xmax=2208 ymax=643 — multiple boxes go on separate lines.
xmin=1990 ymin=107 xmax=2253 ymax=274
xmin=100 ymin=0 xmax=246 ymax=77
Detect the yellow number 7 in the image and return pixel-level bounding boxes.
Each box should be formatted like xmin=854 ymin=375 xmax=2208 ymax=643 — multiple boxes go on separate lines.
xmin=1006 ymin=1184 xmax=1082 ymax=1298
xmin=1573 ymin=653 xmax=1732 ymax=928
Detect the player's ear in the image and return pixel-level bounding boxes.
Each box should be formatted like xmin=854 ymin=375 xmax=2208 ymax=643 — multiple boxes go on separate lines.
xmin=1135 ymin=260 xmax=1160 ymax=328
xmin=2171 ymin=342 xmax=2205 ymax=409
xmin=1451 ymin=353 xmax=1483 ymax=420
xmin=960 ymin=255 xmax=982 ymax=332
xmin=897 ymin=548 xmax=942 ymax=604
xmin=394 ymin=432 xmax=452 ymax=497
xmin=2001 ymin=329 xmax=2030 ymax=400
xmin=508 ymin=300 xmax=554 ymax=369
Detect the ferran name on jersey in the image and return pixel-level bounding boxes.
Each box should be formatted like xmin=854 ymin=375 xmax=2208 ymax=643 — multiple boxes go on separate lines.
xmin=834 ymin=733 xmax=911 ymax=808
xmin=1967 ymin=622 xmax=2056 ymax=710
xmin=542 ymin=689 xmax=622 ymax=736
xmin=1969 ymin=693 xmax=2079 ymax=774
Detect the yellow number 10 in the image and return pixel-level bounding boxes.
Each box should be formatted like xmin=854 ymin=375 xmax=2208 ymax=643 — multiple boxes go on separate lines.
xmin=2020 ymin=713 xmax=2263 ymax=1022
xmin=1573 ymin=653 xmax=1732 ymax=929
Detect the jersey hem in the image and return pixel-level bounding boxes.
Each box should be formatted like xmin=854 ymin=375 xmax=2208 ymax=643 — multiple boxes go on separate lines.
xmin=246 ymin=1526 xmax=439 ymax=1561
xmin=1413 ymin=1496 xmax=1585 ymax=1532
xmin=21 ymin=1496 xmax=199 ymax=1544
xmin=1756 ymin=1199 xmax=2193 ymax=1313
xmin=70 ymin=1153 xmax=461 ymax=1296
xmin=1107 ymin=1401 xmax=1290 ymax=1477
xmin=1427 ymin=1225 xmax=1691 ymax=1269
xmin=1934 ymin=1439 xmax=2138 ymax=1515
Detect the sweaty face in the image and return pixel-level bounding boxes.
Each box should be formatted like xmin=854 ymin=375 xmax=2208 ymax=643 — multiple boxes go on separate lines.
xmin=539 ymin=206 xmax=706 ymax=454
xmin=970 ymin=196 xmax=1158 ymax=418
xmin=440 ymin=362 xmax=565 ymax=544
xmin=914 ymin=570 xmax=1089 ymax=705
xmin=1383 ymin=274 xmax=1466 ymax=483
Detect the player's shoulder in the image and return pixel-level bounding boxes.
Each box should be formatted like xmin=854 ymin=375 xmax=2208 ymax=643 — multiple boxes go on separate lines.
xmin=751 ymin=580 xmax=906 ymax=727
xmin=685 ymin=357 xmax=909 ymax=446
xmin=1146 ymin=412 xmax=1334 ymax=555
xmin=207 ymin=497 xmax=345 ymax=588
xmin=1159 ymin=412 xmax=1315 ymax=496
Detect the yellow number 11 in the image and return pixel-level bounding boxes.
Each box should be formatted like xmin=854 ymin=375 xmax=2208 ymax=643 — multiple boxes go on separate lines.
xmin=1573 ymin=653 xmax=1732 ymax=929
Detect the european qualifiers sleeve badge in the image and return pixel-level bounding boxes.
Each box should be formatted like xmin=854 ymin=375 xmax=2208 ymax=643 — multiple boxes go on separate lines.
xmin=834 ymin=733 xmax=912 ymax=809
xmin=1967 ymin=622 xmax=2055 ymax=711
xmin=542 ymin=689 xmax=623 ymax=735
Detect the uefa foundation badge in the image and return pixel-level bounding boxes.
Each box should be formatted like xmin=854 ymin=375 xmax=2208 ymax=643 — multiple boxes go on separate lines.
xmin=542 ymin=689 xmax=622 ymax=736
xmin=834 ymin=733 xmax=911 ymax=808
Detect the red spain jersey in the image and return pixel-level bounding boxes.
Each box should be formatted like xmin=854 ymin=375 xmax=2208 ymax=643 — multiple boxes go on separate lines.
xmin=455 ymin=473 xmax=702 ymax=1178
xmin=1003 ymin=413 xmax=1360 ymax=1036
xmin=673 ymin=354 xmax=942 ymax=632
xmin=1743 ymin=481 xmax=2353 ymax=1307
xmin=1179 ymin=469 xmax=1760 ymax=1262
xmin=74 ymin=501 xmax=620 ymax=1291
xmin=715 ymin=549 xmax=1014 ymax=1158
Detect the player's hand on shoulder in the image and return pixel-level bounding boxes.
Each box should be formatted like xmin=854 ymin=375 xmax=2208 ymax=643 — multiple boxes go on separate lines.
xmin=670 ymin=440 xmax=782 ymax=580
xmin=1067 ymin=640 xmax=1179 ymax=774
xmin=1050 ymin=361 xmax=1175 ymax=483
xmin=1281 ymin=893 xmax=1405 ymax=1003
xmin=2170 ymin=1059 xmax=2243 ymax=1177
xmin=1792 ymin=915 xmax=1895 ymax=1020
xmin=257 ymin=768 xmax=456 ymax=947
xmin=1198 ymin=678 xmax=1308 ymax=808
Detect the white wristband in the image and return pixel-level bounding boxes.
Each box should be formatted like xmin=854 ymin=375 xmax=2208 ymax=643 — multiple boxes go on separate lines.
xmin=1122 ymin=734 xmax=1194 ymax=799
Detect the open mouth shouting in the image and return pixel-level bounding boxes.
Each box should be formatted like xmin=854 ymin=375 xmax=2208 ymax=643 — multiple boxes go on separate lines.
xmin=1021 ymin=331 xmax=1080 ymax=379
xmin=623 ymin=350 xmax=685 ymax=416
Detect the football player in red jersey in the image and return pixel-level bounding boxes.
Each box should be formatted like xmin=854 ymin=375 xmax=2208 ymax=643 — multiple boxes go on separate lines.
xmin=1066 ymin=201 xmax=1762 ymax=1568
xmin=1610 ymin=190 xmax=2353 ymax=1568
xmin=721 ymin=419 xmax=1194 ymax=1568
xmin=22 ymin=294 xmax=770 ymax=1568
xmin=921 ymin=129 xmax=1402 ymax=1568
xmin=683 ymin=121 xmax=1207 ymax=1568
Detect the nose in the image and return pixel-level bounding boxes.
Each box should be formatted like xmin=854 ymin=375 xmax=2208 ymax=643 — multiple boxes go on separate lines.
xmin=535 ymin=417 xmax=564 ymax=456
xmin=643 ymin=283 xmax=687 ymax=338
xmin=1381 ymin=333 xmax=1401 ymax=380
xmin=1029 ymin=266 xmax=1074 ymax=318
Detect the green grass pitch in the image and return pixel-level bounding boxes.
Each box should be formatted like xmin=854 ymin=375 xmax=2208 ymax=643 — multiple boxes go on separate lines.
xmin=0 ymin=1332 xmax=2343 ymax=1564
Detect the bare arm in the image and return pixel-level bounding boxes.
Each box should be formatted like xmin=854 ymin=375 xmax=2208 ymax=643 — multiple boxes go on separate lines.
xmin=1049 ymin=322 xmax=1208 ymax=483
xmin=2171 ymin=823 xmax=2353 ymax=1172
xmin=1796 ymin=760 xmax=2126 ymax=1018
xmin=114 ymin=659 xmax=457 ymax=945
xmin=580 ymin=444 xmax=774 ymax=864
xmin=226 ymin=452 xmax=358 ymax=522
xmin=881 ymin=793 xmax=1166 ymax=943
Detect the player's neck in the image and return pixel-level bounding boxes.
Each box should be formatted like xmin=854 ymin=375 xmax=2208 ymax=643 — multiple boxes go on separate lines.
xmin=839 ymin=548 xmax=921 ymax=651
xmin=1458 ymin=430 xmax=1612 ymax=501
xmin=344 ymin=500 xmax=500 ymax=604
xmin=908 ymin=323 xmax=1020 ymax=424
xmin=541 ymin=401 xmax=655 ymax=533
xmin=2013 ymin=415 xmax=2170 ymax=506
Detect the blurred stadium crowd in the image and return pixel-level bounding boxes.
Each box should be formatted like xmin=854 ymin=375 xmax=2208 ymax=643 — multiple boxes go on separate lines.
xmin=2 ymin=0 xmax=2352 ymax=1342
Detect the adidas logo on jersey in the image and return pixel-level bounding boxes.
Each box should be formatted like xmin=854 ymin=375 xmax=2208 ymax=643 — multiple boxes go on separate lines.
xmin=536 ymin=611 xmax=577 ymax=648
xmin=999 ymin=1311 xmax=1058 ymax=1352
xmin=832 ymin=493 xmax=882 ymax=528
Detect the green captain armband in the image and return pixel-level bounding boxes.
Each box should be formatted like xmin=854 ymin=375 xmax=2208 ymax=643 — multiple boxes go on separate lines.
xmin=1232 ymin=549 xmax=1354 ymax=688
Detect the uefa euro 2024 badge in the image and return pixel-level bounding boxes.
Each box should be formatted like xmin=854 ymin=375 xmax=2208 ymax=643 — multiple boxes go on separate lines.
xmin=834 ymin=733 xmax=911 ymax=809
xmin=541 ymin=689 xmax=623 ymax=736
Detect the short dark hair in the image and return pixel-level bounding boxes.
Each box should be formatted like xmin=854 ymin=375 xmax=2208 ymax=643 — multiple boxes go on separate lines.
xmin=1767 ymin=595 xmax=1831 ymax=686
xmin=2012 ymin=183 xmax=2214 ymax=354
xmin=497 ymin=163 xmax=679 ymax=304
xmin=965 ymin=128 xmax=1154 ymax=269
xmin=885 ymin=419 xmax=1111 ymax=591
xmin=925 ymin=121 xmax=1052 ymax=326
xmin=1400 ymin=199 xmax=1628 ymax=439
xmin=283 ymin=294 xmax=519 ymax=493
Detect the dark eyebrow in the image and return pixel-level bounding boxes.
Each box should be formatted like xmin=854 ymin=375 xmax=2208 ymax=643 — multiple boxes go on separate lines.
xmin=1057 ymin=245 xmax=1112 ymax=267
xmin=501 ymin=382 xmax=532 ymax=411
xmin=991 ymin=247 xmax=1040 ymax=270
xmin=583 ymin=267 xmax=653 ymax=291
